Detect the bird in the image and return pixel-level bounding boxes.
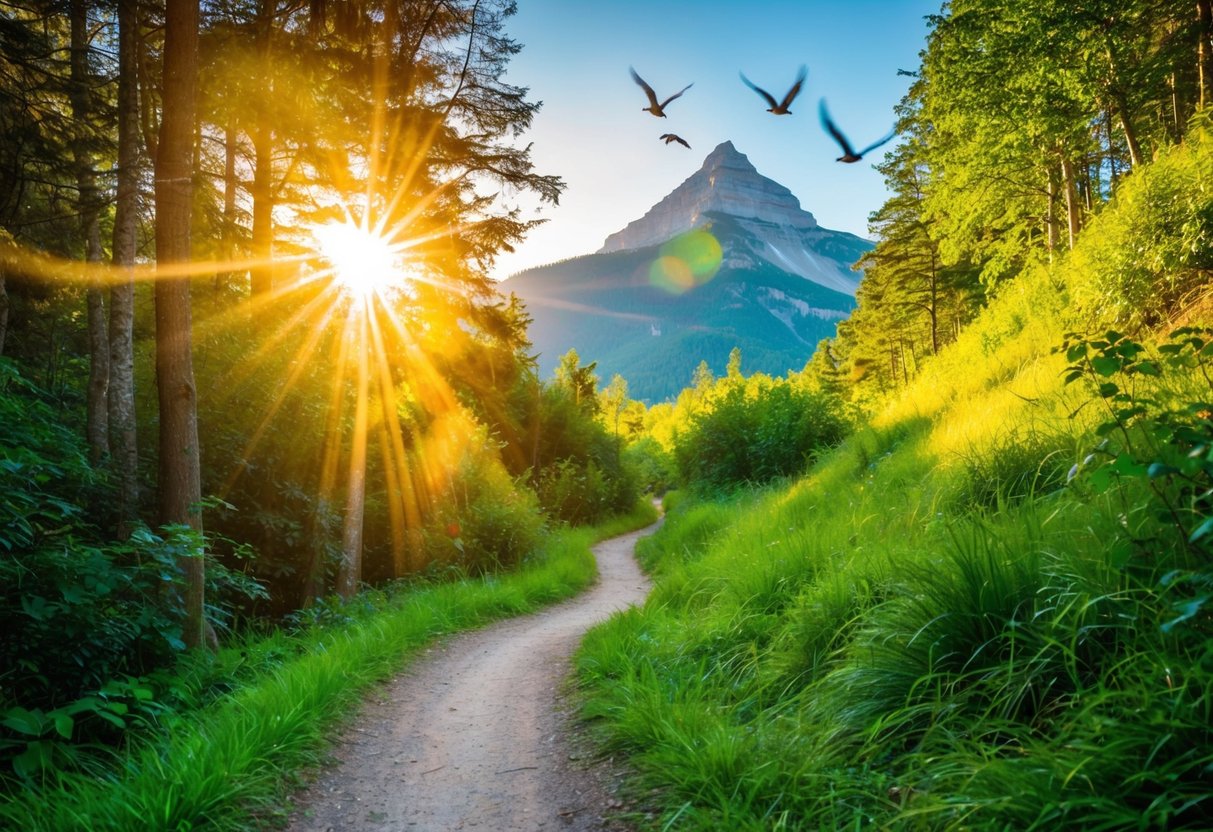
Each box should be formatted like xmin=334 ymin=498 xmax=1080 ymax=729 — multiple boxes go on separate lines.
xmin=819 ymin=99 xmax=897 ymax=163
xmin=630 ymin=67 xmax=692 ymax=118
xmin=659 ymin=133 xmax=690 ymax=148
xmin=739 ymin=65 xmax=807 ymax=115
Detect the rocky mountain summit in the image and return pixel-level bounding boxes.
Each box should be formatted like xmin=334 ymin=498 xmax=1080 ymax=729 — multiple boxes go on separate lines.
xmin=601 ymin=141 xmax=817 ymax=250
xmin=506 ymin=142 xmax=871 ymax=401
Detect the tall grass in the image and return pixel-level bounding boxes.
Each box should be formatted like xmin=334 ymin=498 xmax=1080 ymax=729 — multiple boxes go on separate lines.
xmin=573 ymin=137 xmax=1213 ymax=828
xmin=0 ymin=503 xmax=657 ymax=831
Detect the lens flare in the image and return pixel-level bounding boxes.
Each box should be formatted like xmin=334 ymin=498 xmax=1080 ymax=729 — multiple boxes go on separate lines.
xmin=647 ymin=228 xmax=723 ymax=295
xmin=313 ymin=221 xmax=402 ymax=298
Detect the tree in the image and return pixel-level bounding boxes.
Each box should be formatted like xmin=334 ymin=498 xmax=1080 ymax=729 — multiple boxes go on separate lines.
xmin=68 ymin=0 xmax=110 ymax=464
xmin=554 ymin=348 xmax=599 ymax=414
xmin=155 ymin=0 xmax=205 ymax=649
xmin=109 ymin=0 xmax=141 ymax=533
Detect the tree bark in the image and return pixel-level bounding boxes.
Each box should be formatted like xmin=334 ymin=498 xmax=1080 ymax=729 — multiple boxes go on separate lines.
xmin=1105 ymin=45 xmax=1144 ymax=169
xmin=337 ymin=311 xmax=370 ymax=599
xmin=249 ymin=0 xmax=274 ymax=297
xmin=218 ymin=117 xmax=238 ymax=295
xmin=1060 ymin=156 xmax=1081 ymax=249
xmin=109 ymin=0 xmax=140 ymax=536
xmin=70 ymin=0 xmax=109 ymax=465
xmin=1045 ymin=166 xmax=1060 ymax=254
xmin=1200 ymin=0 xmax=1212 ymax=109
xmin=155 ymin=0 xmax=205 ymax=649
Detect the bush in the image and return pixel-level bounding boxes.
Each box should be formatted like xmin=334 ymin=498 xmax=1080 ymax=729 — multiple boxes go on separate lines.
xmin=421 ymin=429 xmax=547 ymax=572
xmin=674 ymin=376 xmax=848 ymax=491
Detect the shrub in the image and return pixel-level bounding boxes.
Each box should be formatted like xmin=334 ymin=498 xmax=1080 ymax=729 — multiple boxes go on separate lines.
xmin=674 ymin=376 xmax=848 ymax=491
xmin=421 ymin=430 xmax=547 ymax=572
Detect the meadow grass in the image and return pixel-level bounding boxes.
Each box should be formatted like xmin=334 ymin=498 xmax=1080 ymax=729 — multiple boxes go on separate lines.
xmin=0 ymin=501 xmax=658 ymax=831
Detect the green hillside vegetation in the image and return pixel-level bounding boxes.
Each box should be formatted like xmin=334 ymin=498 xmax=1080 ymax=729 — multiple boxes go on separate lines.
xmin=574 ymin=5 xmax=1213 ymax=828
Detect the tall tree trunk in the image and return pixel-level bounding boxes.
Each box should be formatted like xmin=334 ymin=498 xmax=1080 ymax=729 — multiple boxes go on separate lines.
xmin=1200 ymin=0 xmax=1213 ymax=109
xmin=928 ymin=252 xmax=939 ymax=356
xmin=218 ymin=117 xmax=238 ymax=295
xmin=1103 ymin=44 xmax=1145 ymax=169
xmin=1045 ymin=166 xmax=1060 ymax=254
xmin=110 ymin=0 xmax=140 ymax=536
xmin=337 ymin=312 xmax=370 ymax=599
xmin=70 ymin=0 xmax=109 ymax=464
xmin=249 ymin=0 xmax=274 ymax=297
xmin=155 ymin=0 xmax=205 ymax=649
xmin=1060 ymin=156 xmax=1081 ymax=248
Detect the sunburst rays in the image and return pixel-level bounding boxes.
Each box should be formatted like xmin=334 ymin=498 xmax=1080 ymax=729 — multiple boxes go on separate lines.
xmin=1 ymin=60 xmax=493 ymax=582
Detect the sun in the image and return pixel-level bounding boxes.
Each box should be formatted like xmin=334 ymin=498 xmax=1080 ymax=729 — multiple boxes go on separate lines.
xmin=313 ymin=220 xmax=402 ymax=298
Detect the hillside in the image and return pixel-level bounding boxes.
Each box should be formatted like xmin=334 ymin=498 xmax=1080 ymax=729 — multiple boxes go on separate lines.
xmin=572 ymin=101 xmax=1213 ymax=831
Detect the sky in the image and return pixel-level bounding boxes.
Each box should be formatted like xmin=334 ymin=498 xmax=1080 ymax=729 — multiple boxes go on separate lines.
xmin=489 ymin=0 xmax=941 ymax=281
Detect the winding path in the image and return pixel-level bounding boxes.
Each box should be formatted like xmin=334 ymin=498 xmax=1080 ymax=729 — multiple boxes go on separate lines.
xmin=287 ymin=519 xmax=657 ymax=831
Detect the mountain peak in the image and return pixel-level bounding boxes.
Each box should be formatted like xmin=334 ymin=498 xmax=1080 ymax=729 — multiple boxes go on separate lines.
xmin=701 ymin=141 xmax=757 ymax=174
xmin=599 ymin=141 xmax=817 ymax=253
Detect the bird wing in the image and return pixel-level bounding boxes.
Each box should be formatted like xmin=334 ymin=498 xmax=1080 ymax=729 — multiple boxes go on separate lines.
xmin=659 ymin=83 xmax=693 ymax=109
xmin=818 ymin=99 xmax=856 ymax=157
xmin=739 ymin=72 xmax=779 ymax=109
xmin=674 ymin=135 xmax=690 ymax=148
xmin=630 ymin=67 xmax=660 ymax=108
xmin=858 ymin=128 xmax=898 ymax=158
xmin=779 ymin=65 xmax=808 ymax=109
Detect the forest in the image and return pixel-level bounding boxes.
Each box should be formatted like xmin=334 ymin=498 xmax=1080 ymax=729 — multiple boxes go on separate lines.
xmin=1 ymin=0 xmax=1212 ymax=829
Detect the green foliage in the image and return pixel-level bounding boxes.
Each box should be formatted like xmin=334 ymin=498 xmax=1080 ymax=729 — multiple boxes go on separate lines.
xmin=1069 ymin=116 xmax=1213 ymax=325
xmin=0 ymin=514 xmax=635 ymax=829
xmin=1060 ymin=328 xmax=1213 ymax=638
xmin=0 ymin=360 xmax=267 ymax=780
xmin=422 ymin=431 xmax=547 ymax=573
xmin=673 ymin=373 xmax=848 ymax=492
xmin=532 ymin=378 xmax=640 ymax=524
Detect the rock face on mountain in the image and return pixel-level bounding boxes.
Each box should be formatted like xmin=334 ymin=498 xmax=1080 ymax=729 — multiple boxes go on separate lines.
xmin=505 ymin=142 xmax=871 ymax=402
xmin=601 ymin=141 xmax=816 ymax=251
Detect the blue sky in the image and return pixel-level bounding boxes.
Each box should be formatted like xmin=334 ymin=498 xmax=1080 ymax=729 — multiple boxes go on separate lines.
xmin=491 ymin=0 xmax=941 ymax=280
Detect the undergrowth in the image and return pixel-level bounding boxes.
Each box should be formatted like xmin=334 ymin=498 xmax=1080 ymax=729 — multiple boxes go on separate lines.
xmin=0 ymin=500 xmax=657 ymax=831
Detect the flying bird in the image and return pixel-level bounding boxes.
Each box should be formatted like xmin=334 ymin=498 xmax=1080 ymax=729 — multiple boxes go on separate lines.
xmin=739 ymin=65 xmax=807 ymax=115
xmin=630 ymin=67 xmax=693 ymax=118
xmin=819 ymin=99 xmax=897 ymax=163
xmin=660 ymin=133 xmax=691 ymax=148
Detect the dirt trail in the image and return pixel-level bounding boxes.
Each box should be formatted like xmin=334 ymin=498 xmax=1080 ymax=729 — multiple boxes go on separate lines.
xmin=286 ymin=520 xmax=657 ymax=831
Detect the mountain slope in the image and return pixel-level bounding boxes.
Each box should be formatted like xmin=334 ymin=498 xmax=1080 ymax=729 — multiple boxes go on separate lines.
xmin=505 ymin=143 xmax=870 ymax=401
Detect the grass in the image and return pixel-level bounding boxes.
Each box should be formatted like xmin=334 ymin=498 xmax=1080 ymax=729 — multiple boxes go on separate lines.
xmin=0 ymin=501 xmax=658 ymax=831
xmin=573 ymin=221 xmax=1213 ymax=826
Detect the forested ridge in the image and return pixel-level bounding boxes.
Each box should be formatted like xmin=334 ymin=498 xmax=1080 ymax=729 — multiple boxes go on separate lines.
xmin=1 ymin=0 xmax=1212 ymax=829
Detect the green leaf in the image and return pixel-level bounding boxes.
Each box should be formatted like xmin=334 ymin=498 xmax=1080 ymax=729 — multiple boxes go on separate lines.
xmin=52 ymin=713 xmax=73 ymax=740
xmin=1109 ymin=455 xmax=1147 ymax=478
xmin=1090 ymin=356 xmax=1121 ymax=377
xmin=12 ymin=741 xmax=52 ymax=779
xmin=1097 ymin=382 xmax=1119 ymax=398
xmin=2 ymin=707 xmax=46 ymax=736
